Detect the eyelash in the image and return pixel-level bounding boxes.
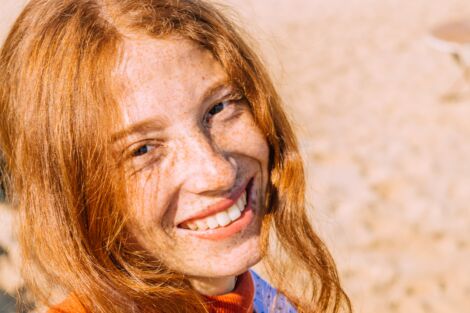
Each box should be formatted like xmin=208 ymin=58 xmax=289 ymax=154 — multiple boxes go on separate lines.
xmin=208 ymin=101 xmax=226 ymax=116
xmin=128 ymin=140 xmax=162 ymax=160
xmin=205 ymin=94 xmax=244 ymax=124
xmin=132 ymin=144 xmax=156 ymax=157
xmin=127 ymin=141 xmax=163 ymax=174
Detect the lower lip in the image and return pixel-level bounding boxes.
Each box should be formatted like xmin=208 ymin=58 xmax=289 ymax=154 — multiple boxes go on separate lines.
xmin=179 ymin=184 xmax=255 ymax=240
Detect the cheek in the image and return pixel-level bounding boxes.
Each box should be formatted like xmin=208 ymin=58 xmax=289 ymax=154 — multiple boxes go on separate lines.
xmin=125 ymin=180 xmax=171 ymax=249
xmin=215 ymin=114 xmax=269 ymax=163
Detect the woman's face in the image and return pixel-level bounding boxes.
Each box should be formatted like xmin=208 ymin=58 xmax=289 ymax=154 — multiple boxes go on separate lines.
xmin=114 ymin=38 xmax=269 ymax=279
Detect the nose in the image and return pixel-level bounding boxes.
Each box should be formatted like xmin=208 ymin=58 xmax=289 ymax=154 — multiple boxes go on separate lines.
xmin=177 ymin=130 xmax=237 ymax=196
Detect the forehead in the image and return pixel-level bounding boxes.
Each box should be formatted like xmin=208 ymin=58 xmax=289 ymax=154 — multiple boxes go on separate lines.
xmin=115 ymin=37 xmax=228 ymax=114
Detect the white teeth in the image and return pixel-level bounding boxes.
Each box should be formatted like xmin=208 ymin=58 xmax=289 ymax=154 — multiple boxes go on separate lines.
xmin=215 ymin=211 xmax=231 ymax=226
xmin=236 ymin=197 xmax=243 ymax=211
xmin=187 ymin=222 xmax=198 ymax=230
xmin=228 ymin=205 xmax=242 ymax=221
xmin=206 ymin=216 xmax=219 ymax=229
xmin=183 ymin=190 xmax=248 ymax=230
xmin=236 ymin=191 xmax=247 ymax=212
xmin=195 ymin=219 xmax=208 ymax=230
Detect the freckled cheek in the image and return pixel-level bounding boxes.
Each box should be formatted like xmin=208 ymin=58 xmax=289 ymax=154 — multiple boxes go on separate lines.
xmin=218 ymin=122 xmax=269 ymax=163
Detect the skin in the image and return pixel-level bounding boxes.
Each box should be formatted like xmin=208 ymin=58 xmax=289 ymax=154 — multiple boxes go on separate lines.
xmin=114 ymin=37 xmax=270 ymax=295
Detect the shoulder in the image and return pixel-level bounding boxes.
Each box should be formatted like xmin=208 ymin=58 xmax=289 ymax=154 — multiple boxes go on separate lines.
xmin=250 ymin=270 xmax=297 ymax=313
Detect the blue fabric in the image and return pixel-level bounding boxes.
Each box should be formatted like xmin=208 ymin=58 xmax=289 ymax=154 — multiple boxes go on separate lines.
xmin=250 ymin=270 xmax=297 ymax=313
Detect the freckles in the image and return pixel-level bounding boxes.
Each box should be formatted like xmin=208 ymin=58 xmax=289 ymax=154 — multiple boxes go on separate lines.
xmin=232 ymin=123 xmax=269 ymax=158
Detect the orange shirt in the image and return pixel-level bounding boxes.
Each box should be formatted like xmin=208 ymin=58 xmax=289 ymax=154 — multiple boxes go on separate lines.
xmin=48 ymin=271 xmax=254 ymax=313
xmin=204 ymin=271 xmax=254 ymax=313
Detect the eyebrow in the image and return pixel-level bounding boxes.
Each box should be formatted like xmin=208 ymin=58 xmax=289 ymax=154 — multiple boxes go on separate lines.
xmin=111 ymin=118 xmax=166 ymax=143
xmin=112 ymin=79 xmax=235 ymax=143
xmin=200 ymin=79 xmax=234 ymax=102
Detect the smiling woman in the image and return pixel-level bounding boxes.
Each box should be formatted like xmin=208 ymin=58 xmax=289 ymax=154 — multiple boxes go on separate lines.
xmin=117 ymin=38 xmax=269 ymax=291
xmin=0 ymin=1 xmax=351 ymax=313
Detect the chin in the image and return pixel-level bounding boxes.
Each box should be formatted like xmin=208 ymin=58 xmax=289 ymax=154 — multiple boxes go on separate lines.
xmin=176 ymin=233 xmax=263 ymax=279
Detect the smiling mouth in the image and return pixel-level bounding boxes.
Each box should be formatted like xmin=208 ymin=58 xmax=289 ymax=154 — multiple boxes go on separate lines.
xmin=177 ymin=177 xmax=255 ymax=232
xmin=179 ymin=190 xmax=248 ymax=231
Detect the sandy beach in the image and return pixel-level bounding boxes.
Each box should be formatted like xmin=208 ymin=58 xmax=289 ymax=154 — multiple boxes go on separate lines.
xmin=1 ymin=1 xmax=470 ymax=312
xmin=222 ymin=1 xmax=470 ymax=312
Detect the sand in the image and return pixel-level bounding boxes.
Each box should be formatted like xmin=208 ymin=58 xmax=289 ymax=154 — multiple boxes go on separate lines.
xmin=1 ymin=1 xmax=470 ymax=312
xmin=221 ymin=1 xmax=470 ymax=312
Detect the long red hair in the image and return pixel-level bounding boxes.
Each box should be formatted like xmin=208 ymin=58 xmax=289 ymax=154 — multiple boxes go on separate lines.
xmin=0 ymin=1 xmax=351 ymax=312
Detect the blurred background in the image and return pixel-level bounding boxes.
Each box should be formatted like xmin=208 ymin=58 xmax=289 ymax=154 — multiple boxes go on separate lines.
xmin=1 ymin=0 xmax=470 ymax=312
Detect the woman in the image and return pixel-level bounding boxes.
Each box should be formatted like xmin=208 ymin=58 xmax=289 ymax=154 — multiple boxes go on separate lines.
xmin=0 ymin=0 xmax=351 ymax=312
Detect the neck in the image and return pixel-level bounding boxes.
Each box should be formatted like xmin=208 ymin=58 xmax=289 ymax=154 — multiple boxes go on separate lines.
xmin=189 ymin=275 xmax=237 ymax=296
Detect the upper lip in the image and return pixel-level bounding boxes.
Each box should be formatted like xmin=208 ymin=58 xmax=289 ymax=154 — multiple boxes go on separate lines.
xmin=176 ymin=178 xmax=252 ymax=227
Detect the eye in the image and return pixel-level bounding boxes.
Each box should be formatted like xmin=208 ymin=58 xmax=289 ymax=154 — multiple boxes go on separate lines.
xmin=123 ymin=141 xmax=164 ymax=174
xmin=132 ymin=144 xmax=156 ymax=157
xmin=204 ymin=91 xmax=245 ymax=126
xmin=207 ymin=101 xmax=228 ymax=117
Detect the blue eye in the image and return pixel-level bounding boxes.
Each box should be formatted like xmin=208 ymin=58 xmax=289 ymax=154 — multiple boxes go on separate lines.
xmin=208 ymin=101 xmax=227 ymax=116
xmin=132 ymin=144 xmax=153 ymax=157
xmin=205 ymin=93 xmax=244 ymax=126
